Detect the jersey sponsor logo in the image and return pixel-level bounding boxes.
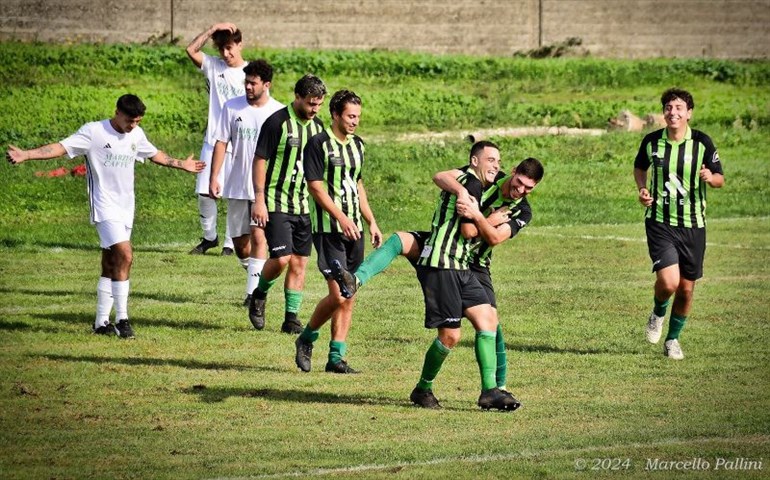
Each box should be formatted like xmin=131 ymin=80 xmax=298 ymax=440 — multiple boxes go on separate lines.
xmin=329 ymin=153 xmax=344 ymax=167
xmin=664 ymin=174 xmax=687 ymax=197
xmin=287 ymin=135 xmax=300 ymax=148
xmin=235 ymin=116 xmax=243 ymax=122
xmin=103 ymin=153 xmax=135 ymax=168
xmin=103 ymin=143 xmax=112 ymax=149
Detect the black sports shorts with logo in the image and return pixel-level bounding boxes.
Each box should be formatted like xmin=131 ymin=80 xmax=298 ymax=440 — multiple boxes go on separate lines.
xmin=312 ymin=232 xmax=364 ymax=279
xmin=645 ymin=218 xmax=706 ymax=281
xmin=415 ymin=266 xmax=490 ymax=329
xmin=265 ymin=213 xmax=312 ymax=258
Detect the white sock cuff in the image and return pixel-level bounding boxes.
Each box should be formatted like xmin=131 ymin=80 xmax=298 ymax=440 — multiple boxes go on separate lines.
xmin=239 ymin=257 xmax=250 ymax=269
xmin=98 ymin=276 xmax=112 ymax=293
xmin=111 ymin=280 xmax=130 ymax=297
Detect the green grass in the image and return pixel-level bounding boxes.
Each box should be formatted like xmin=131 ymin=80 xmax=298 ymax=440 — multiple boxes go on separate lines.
xmin=1 ymin=218 xmax=768 ymax=479
xmin=1 ymin=43 xmax=769 ymax=478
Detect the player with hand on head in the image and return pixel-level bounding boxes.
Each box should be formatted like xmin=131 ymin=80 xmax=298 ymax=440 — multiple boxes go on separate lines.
xmin=186 ymin=22 xmax=247 ymax=256
xmin=6 ymin=94 xmax=204 ymax=338
xmin=633 ymin=88 xmax=724 ymax=360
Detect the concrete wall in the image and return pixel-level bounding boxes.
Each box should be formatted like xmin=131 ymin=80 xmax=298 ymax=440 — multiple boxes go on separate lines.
xmin=1 ymin=0 xmax=768 ymax=58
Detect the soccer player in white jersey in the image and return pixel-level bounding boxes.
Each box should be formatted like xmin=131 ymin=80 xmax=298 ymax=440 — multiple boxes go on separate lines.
xmin=186 ymin=22 xmax=247 ymax=256
xmin=6 ymin=94 xmax=204 ymax=338
xmin=209 ymin=60 xmax=284 ymax=307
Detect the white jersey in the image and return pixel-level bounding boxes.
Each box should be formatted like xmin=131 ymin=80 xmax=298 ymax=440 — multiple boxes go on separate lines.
xmin=201 ymin=53 xmax=247 ymax=148
xmin=60 ymin=120 xmax=158 ymax=226
xmin=215 ymin=95 xmax=284 ymax=200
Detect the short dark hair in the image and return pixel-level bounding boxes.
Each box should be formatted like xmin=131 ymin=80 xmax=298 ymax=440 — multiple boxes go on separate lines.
xmin=294 ymin=74 xmax=327 ymax=99
xmin=243 ymin=59 xmax=273 ymax=83
xmin=212 ymin=28 xmax=242 ymax=50
xmin=515 ymin=157 xmax=544 ymax=182
xmin=329 ymin=89 xmax=361 ymax=117
xmin=661 ymin=88 xmax=694 ymax=110
xmin=116 ymin=94 xmax=146 ymax=118
xmin=469 ymin=140 xmax=499 ymax=161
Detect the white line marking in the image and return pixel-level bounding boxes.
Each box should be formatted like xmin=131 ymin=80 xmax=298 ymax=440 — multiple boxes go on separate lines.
xmin=206 ymin=435 xmax=768 ymax=480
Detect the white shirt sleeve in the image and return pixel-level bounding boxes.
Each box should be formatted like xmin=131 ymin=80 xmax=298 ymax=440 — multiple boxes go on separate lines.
xmin=134 ymin=128 xmax=159 ymax=161
xmin=60 ymin=123 xmax=93 ymax=158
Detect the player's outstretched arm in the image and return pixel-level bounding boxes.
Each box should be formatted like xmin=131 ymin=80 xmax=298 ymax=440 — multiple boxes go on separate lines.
xmin=150 ymin=151 xmax=205 ymax=173
xmin=6 ymin=143 xmax=67 ymax=165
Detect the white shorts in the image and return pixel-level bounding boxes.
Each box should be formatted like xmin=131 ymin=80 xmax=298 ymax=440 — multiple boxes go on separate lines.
xmin=195 ymin=142 xmax=229 ymax=195
xmin=96 ymin=221 xmax=132 ymax=249
xmin=227 ymin=199 xmax=257 ymax=237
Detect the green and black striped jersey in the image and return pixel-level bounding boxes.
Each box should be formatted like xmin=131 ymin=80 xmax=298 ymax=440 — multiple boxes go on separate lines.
xmin=254 ymin=106 xmax=324 ymax=214
xmin=473 ymin=171 xmax=532 ymax=270
xmin=303 ymin=128 xmax=366 ymax=234
xmin=635 ymin=127 xmax=723 ymax=228
xmin=417 ymin=171 xmax=483 ymax=270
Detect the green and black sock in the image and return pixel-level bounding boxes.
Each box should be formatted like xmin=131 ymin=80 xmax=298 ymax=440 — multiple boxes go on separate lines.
xmin=495 ymin=323 xmax=508 ymax=390
xmin=284 ymin=289 xmax=303 ymax=322
xmin=665 ymin=313 xmax=687 ymax=341
xmin=255 ymin=275 xmax=277 ymax=300
xmin=355 ymin=234 xmax=403 ymax=287
xmin=653 ymin=296 xmax=671 ymax=317
xmin=475 ymin=330 xmax=497 ymax=391
xmin=298 ymin=326 xmax=319 ymax=344
xmin=416 ymin=338 xmax=451 ymax=391
xmin=329 ymin=340 xmax=347 ymax=365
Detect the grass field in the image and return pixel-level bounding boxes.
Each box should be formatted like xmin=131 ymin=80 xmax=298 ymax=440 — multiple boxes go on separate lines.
xmin=1 ymin=43 xmax=769 ymax=479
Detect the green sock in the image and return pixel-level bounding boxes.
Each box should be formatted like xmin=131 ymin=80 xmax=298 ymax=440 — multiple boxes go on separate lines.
xmin=285 ymin=289 xmax=303 ymax=314
xmin=475 ymin=330 xmax=497 ymax=391
xmin=256 ymin=275 xmax=277 ymax=298
xmin=329 ymin=340 xmax=347 ymax=365
xmin=355 ymin=234 xmax=403 ymax=286
xmin=665 ymin=313 xmax=687 ymax=341
xmin=495 ymin=323 xmax=508 ymax=389
xmin=653 ymin=296 xmax=671 ymax=317
xmin=416 ymin=338 xmax=451 ymax=391
xmin=298 ymin=326 xmax=319 ymax=344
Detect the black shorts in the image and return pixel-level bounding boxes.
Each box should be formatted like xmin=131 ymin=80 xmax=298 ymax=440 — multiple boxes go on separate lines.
xmin=406 ymin=231 xmax=430 ymax=267
xmin=645 ymin=218 xmax=706 ymax=281
xmin=313 ymin=233 xmax=364 ymax=279
xmin=471 ymin=265 xmax=496 ymax=308
xmin=415 ymin=266 xmax=490 ymax=329
xmin=265 ymin=213 xmax=312 ymax=258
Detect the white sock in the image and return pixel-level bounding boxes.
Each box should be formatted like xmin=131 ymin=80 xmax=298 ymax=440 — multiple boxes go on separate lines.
xmin=223 ymin=223 xmax=234 ymax=250
xmin=247 ymin=258 xmax=266 ymax=295
xmin=198 ymin=196 xmax=218 ymax=241
xmin=95 ymin=276 xmax=113 ymax=328
xmin=112 ymin=280 xmax=130 ymax=320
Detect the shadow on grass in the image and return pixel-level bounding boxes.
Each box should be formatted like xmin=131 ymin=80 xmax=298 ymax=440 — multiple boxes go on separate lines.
xmin=181 ymin=385 xmax=447 ymax=410
xmin=30 ymin=312 xmax=224 ymax=331
xmin=0 ymin=287 xmax=199 ymax=305
xmin=457 ymin=338 xmax=621 ymax=355
xmin=35 ymin=353 xmax=276 ymax=373
xmin=0 ymin=319 xmax=61 ymax=334
xmin=0 ymin=238 xmax=192 ymax=254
